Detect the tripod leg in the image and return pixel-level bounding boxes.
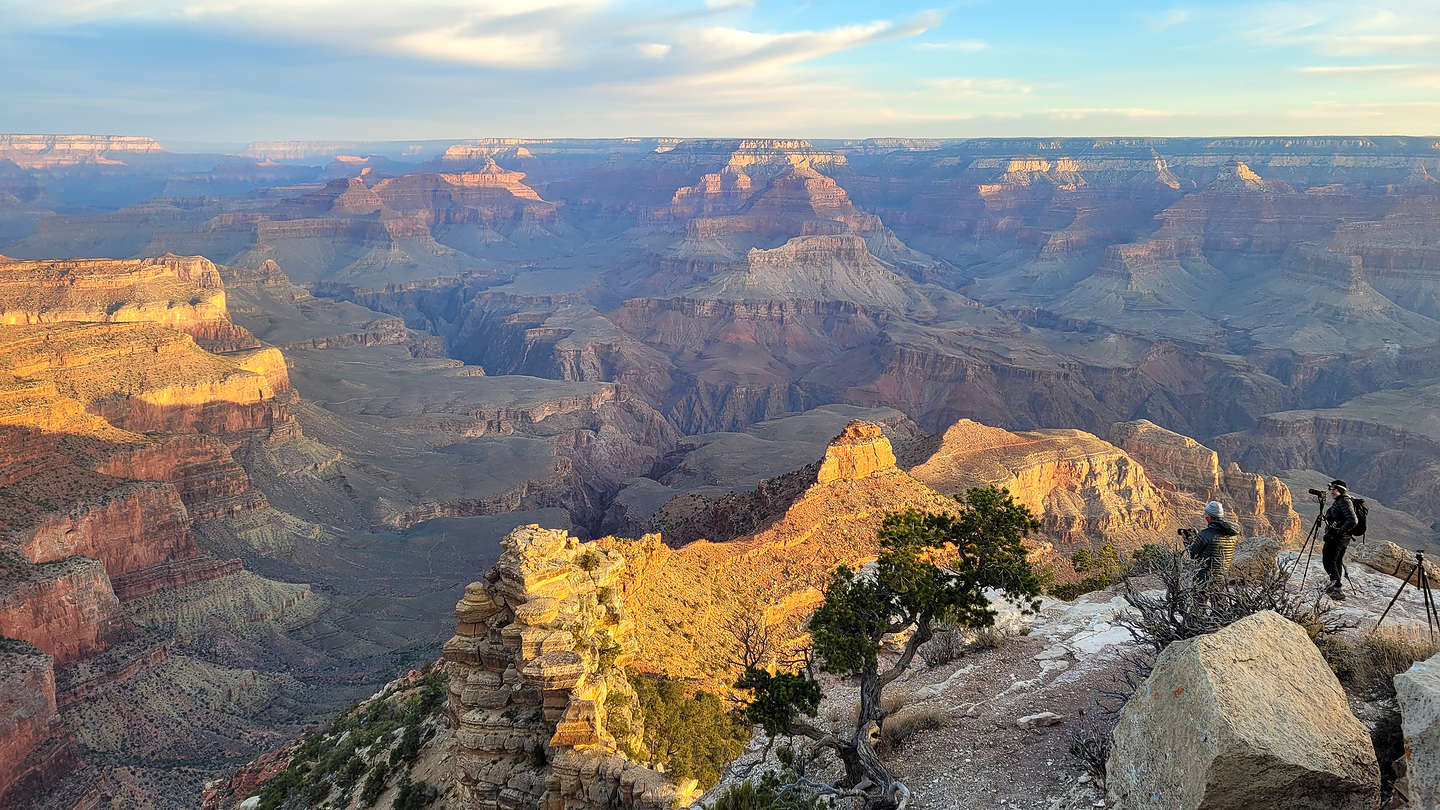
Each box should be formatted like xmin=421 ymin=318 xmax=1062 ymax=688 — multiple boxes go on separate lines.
xmin=1375 ymin=563 xmax=1418 ymax=633
xmin=1296 ymin=512 xmax=1324 ymax=587
xmin=1422 ymin=567 xmax=1440 ymax=642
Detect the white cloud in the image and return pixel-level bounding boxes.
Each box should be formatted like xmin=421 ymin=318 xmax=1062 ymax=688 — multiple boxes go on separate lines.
xmin=922 ymin=77 xmax=1031 ymax=96
xmin=1246 ymin=2 xmax=1440 ymax=56
xmin=636 ymin=42 xmax=672 ymax=59
xmin=1046 ymin=107 xmax=1172 ymax=120
xmin=1300 ymin=63 xmax=1419 ymax=74
xmin=915 ymin=39 xmax=988 ymax=52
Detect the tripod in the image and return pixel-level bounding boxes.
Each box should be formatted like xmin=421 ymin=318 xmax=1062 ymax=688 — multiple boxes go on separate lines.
xmin=1288 ymin=491 xmax=1327 ymax=587
xmin=1375 ymin=550 xmax=1440 ymax=641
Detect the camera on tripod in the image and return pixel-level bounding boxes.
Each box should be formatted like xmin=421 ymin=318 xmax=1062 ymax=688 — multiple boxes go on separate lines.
xmin=1307 ymin=488 xmax=1328 ymax=502
xmin=1177 ymin=527 xmax=1197 ymax=541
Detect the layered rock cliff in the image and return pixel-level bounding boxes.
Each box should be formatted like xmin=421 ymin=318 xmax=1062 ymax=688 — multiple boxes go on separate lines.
xmin=1109 ymin=419 xmax=1301 ymax=541
xmin=445 ymin=525 xmax=697 ymax=810
xmin=605 ymin=421 xmax=957 ymax=682
xmin=0 ymin=255 xmax=258 ymax=352
xmin=0 ymin=134 xmax=164 ymax=168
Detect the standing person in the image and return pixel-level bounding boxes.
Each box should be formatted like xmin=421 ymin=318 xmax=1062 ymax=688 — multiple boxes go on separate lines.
xmin=1322 ymin=480 xmax=1359 ymax=599
xmin=1187 ymin=500 xmax=1241 ymax=605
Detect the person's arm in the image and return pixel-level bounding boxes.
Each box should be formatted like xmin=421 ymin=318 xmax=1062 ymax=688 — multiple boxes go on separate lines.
xmin=1187 ymin=529 xmax=1213 ymax=560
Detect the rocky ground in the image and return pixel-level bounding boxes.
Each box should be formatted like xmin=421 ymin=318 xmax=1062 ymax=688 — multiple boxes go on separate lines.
xmin=709 ymin=546 xmax=1440 ymax=810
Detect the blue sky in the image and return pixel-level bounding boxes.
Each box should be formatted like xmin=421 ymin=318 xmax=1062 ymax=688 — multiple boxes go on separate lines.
xmin=2 ymin=0 xmax=1438 ymax=143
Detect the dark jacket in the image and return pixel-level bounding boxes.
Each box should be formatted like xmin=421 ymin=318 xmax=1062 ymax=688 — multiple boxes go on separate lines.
xmin=1324 ymin=495 xmax=1358 ymax=543
xmin=1188 ymin=517 xmax=1241 ymax=585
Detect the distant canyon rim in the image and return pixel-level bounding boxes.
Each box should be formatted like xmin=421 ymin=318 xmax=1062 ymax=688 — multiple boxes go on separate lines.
xmin=0 ymin=133 xmax=1438 ymax=808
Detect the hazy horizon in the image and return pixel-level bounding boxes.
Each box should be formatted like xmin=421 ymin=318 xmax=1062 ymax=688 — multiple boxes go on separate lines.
xmin=5 ymin=0 xmax=1438 ymax=142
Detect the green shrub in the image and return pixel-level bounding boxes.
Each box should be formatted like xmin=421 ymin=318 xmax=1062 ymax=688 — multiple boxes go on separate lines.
xmin=578 ymin=550 xmax=600 ymax=572
xmin=360 ymin=763 xmax=389 ymax=805
xmin=713 ymin=763 xmax=833 ymax=810
xmin=628 ymin=672 xmax=752 ymax=789
xmin=391 ymin=774 xmax=436 ymax=810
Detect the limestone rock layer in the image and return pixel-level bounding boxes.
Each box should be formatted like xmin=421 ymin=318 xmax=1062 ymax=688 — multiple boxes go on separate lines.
xmin=444 ymin=525 xmax=696 ymax=810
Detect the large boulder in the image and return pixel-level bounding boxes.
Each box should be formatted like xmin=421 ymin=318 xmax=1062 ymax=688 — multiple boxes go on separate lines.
xmin=1227 ymin=535 xmax=1280 ymax=582
xmin=1353 ymin=540 xmax=1440 ymax=585
xmin=1108 ymin=610 xmax=1380 ymax=810
xmin=1396 ymin=651 xmax=1440 ymax=808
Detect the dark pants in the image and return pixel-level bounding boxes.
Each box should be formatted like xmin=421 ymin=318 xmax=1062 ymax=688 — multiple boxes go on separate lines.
xmin=1322 ymin=533 xmax=1349 ymax=588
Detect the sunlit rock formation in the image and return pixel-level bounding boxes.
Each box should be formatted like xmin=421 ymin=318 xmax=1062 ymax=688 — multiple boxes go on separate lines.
xmin=0 ymin=255 xmax=258 ymax=351
xmin=445 ymin=525 xmax=697 ymax=810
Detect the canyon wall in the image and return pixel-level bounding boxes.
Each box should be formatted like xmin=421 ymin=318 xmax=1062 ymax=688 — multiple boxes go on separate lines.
xmin=444 ymin=525 xmax=696 ymax=810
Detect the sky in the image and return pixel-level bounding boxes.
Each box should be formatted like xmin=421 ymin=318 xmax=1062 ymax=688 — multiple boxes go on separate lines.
xmin=2 ymin=0 xmax=1438 ymax=143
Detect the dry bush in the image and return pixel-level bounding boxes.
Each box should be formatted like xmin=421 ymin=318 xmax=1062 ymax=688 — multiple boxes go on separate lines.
xmin=1066 ymin=718 xmax=1114 ymax=787
xmin=918 ymin=624 xmax=1008 ymax=668
xmin=1321 ymin=630 xmax=1440 ymax=702
xmin=1320 ymin=629 xmax=1440 ymax=804
xmin=880 ymin=705 xmax=945 ymax=750
xmin=878 ymin=686 xmax=910 ymax=716
xmin=823 ymin=702 xmax=858 ymax=734
xmin=1118 ymin=545 xmax=1349 ymax=659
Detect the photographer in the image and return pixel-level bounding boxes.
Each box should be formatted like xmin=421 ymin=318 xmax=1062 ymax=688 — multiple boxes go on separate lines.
xmin=1322 ymin=479 xmax=1358 ymax=598
xmin=1184 ymin=500 xmax=1241 ymax=599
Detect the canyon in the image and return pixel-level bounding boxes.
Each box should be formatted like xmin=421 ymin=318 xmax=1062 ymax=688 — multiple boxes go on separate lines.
xmin=1 ymin=134 xmax=1437 ymax=808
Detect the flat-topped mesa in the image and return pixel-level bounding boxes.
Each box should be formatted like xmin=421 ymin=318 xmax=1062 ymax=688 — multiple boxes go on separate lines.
xmin=443 ymin=525 xmax=697 ymax=810
xmin=655 ymin=139 xmax=847 ymax=177
xmin=0 ymin=135 xmax=164 ymax=168
xmin=816 ymin=420 xmax=899 ymax=483
xmin=1108 ymin=419 xmax=1301 ymax=542
xmin=0 ymin=255 xmax=259 ymax=352
xmin=439 ymin=144 xmax=536 ymax=165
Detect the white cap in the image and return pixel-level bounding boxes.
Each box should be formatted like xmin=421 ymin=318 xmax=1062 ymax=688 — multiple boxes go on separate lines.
xmin=1205 ymin=501 xmax=1224 ymax=518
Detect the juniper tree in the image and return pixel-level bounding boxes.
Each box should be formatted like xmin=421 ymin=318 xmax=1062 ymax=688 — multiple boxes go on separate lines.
xmin=733 ymin=487 xmax=1043 ymax=810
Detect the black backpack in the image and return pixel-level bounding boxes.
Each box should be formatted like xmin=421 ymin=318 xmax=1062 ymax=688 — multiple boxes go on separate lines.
xmin=1351 ymin=497 xmax=1368 ymax=537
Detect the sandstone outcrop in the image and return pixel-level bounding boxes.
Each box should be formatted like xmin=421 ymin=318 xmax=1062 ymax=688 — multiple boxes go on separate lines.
xmin=1227 ymin=535 xmax=1281 ymax=581
xmin=1108 ymin=610 xmax=1380 ymax=810
xmin=816 ymin=420 xmax=898 ymax=483
xmin=1109 ymin=419 xmax=1301 ymax=543
xmin=444 ymin=525 xmax=697 ymax=810
xmin=0 ymin=322 xmax=289 ymax=435
xmin=1396 ymin=650 xmax=1440 ymax=810
xmin=1352 ymin=540 xmax=1440 ymax=586
xmin=0 ymin=639 xmax=79 ymax=808
xmin=908 ymin=419 xmax=1168 ymax=550
xmin=0 ymin=255 xmax=258 ymax=351
xmin=607 ymin=421 xmax=957 ymax=681
xmin=0 ymin=554 xmax=121 ymax=664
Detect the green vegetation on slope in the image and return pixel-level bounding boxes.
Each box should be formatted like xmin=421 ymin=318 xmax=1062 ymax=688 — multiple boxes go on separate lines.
xmin=250 ymin=667 xmax=446 ymax=810
xmin=618 ymin=671 xmax=752 ymax=790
